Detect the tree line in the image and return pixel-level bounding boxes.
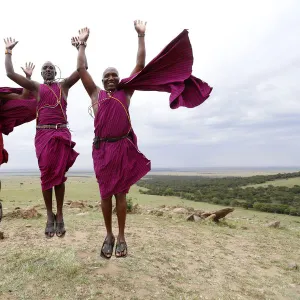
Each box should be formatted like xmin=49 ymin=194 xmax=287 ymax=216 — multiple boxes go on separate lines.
xmin=136 ymin=172 xmax=300 ymax=216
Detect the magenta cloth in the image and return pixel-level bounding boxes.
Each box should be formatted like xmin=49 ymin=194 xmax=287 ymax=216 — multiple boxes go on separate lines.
xmin=0 ymin=87 xmax=36 ymax=135
xmin=118 ymin=29 xmax=213 ymax=109
xmin=35 ymin=83 xmax=79 ymax=190
xmin=0 ymin=87 xmax=22 ymax=94
xmin=0 ymin=132 xmax=8 ymax=165
xmin=93 ymin=89 xmax=151 ymax=199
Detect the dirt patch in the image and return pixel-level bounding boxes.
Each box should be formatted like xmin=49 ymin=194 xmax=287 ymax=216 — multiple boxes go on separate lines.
xmin=65 ymin=201 xmax=86 ymax=209
xmin=77 ymin=250 xmax=91 ymax=260
xmin=4 ymin=207 xmax=41 ymax=220
xmin=91 ymin=262 xmax=120 ymax=276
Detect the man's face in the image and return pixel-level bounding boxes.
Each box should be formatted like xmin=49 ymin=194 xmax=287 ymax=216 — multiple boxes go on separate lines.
xmin=41 ymin=62 xmax=56 ymax=81
xmin=102 ymin=67 xmax=119 ymax=91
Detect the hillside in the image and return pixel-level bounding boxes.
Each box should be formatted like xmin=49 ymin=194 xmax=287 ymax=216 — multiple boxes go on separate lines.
xmin=0 ymin=176 xmax=299 ymax=299
xmin=137 ymin=173 xmax=300 ymax=216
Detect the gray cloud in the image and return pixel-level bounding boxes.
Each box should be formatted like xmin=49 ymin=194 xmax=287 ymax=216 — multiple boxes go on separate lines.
xmin=1 ymin=0 xmax=300 ymax=170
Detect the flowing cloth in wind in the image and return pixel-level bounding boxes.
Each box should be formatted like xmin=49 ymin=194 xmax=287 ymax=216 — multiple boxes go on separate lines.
xmin=0 ymin=87 xmax=36 ymax=135
xmin=93 ymin=90 xmax=150 ymax=199
xmin=0 ymin=132 xmax=8 ymax=165
xmin=36 ymin=83 xmax=78 ymax=190
xmin=119 ymin=29 xmax=212 ymax=109
xmin=0 ymin=86 xmax=35 ymax=165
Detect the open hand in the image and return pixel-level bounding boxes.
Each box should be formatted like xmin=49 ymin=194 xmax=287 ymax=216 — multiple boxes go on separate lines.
xmin=4 ymin=37 xmax=18 ymax=50
xmin=134 ymin=20 xmax=147 ymax=34
xmin=78 ymin=28 xmax=90 ymax=42
xmin=21 ymin=62 xmax=35 ymax=78
xmin=71 ymin=36 xmax=80 ymax=49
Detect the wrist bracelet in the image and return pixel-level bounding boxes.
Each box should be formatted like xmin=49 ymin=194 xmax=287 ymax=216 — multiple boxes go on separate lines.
xmin=138 ymin=33 xmax=145 ymax=37
xmin=79 ymin=41 xmax=87 ymax=47
xmin=5 ymin=49 xmax=12 ymax=55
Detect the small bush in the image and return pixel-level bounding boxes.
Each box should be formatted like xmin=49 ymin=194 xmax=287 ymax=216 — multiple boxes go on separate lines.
xmin=127 ymin=197 xmax=133 ymax=212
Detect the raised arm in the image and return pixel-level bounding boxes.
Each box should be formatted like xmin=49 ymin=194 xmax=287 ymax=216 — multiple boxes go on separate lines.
xmin=62 ymin=37 xmax=88 ymax=89
xmin=4 ymin=38 xmax=38 ymax=92
xmin=0 ymin=62 xmax=36 ymax=101
xmin=125 ymin=20 xmax=147 ymax=103
xmin=20 ymin=62 xmax=35 ymax=99
xmin=76 ymin=28 xmax=98 ymax=99
xmin=130 ymin=20 xmax=147 ymax=76
xmin=62 ymin=71 xmax=80 ymax=89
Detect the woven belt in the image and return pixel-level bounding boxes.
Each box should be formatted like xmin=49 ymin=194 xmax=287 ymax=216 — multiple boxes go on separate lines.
xmin=93 ymin=134 xmax=129 ymax=149
xmin=36 ymin=124 xmax=68 ymax=129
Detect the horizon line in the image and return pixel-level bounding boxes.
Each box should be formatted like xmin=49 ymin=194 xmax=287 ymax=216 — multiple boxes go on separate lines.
xmin=2 ymin=166 xmax=300 ymax=172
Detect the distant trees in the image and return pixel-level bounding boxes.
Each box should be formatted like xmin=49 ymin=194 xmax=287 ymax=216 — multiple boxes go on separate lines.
xmin=137 ymin=172 xmax=300 ymax=216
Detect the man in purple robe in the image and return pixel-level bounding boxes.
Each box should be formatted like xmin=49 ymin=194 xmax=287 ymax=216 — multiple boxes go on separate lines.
xmin=76 ymin=22 xmax=212 ymax=258
xmin=76 ymin=21 xmax=149 ymax=258
xmin=4 ymin=37 xmax=81 ymax=238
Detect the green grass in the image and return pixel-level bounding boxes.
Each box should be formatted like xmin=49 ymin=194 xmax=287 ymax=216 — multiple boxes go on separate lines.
xmin=245 ymin=177 xmax=300 ymax=188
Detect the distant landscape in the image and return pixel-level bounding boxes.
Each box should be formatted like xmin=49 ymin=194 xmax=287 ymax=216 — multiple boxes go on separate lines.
xmin=2 ymin=166 xmax=300 ymax=176
xmin=137 ymin=171 xmax=300 ymax=216
xmin=2 ymin=167 xmax=300 ymax=216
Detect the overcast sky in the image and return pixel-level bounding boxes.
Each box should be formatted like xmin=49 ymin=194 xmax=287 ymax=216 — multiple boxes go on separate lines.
xmin=1 ymin=0 xmax=300 ymax=170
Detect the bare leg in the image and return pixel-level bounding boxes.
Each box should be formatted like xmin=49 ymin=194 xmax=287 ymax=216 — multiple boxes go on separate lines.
xmin=54 ymin=183 xmax=65 ymax=222
xmin=115 ymin=193 xmax=127 ymax=257
xmin=100 ymin=196 xmax=115 ymax=258
xmin=54 ymin=183 xmax=66 ymax=237
xmin=42 ymin=188 xmax=54 ymax=238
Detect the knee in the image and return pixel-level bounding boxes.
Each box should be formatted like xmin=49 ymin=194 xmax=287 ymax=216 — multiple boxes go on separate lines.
xmin=55 ymin=183 xmax=65 ymax=189
xmin=101 ymin=197 xmax=112 ymax=207
xmin=115 ymin=193 xmax=127 ymax=205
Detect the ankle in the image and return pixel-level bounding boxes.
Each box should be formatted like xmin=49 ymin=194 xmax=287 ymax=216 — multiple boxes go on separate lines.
xmin=106 ymin=232 xmax=114 ymax=238
xmin=118 ymin=233 xmax=125 ymax=241
xmin=46 ymin=211 xmax=54 ymax=219
xmin=56 ymin=211 xmax=63 ymax=217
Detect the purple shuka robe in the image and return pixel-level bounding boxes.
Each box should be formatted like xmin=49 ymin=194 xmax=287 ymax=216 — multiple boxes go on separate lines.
xmin=119 ymin=29 xmax=213 ymax=108
xmin=0 ymin=86 xmax=36 ymax=166
xmin=93 ymin=29 xmax=212 ymax=198
xmin=0 ymin=87 xmax=36 ymax=135
xmin=93 ymin=90 xmax=150 ymax=199
xmin=0 ymin=132 xmax=8 ymax=165
xmin=35 ymin=83 xmax=79 ymax=190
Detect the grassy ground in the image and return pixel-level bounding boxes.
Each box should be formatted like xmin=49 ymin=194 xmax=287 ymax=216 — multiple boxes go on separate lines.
xmin=0 ymin=176 xmax=300 ymax=300
xmin=245 ymin=177 xmax=300 ymax=188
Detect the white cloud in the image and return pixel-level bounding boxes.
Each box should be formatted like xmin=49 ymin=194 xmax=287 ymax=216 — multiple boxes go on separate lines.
xmin=1 ymin=0 xmax=300 ymax=170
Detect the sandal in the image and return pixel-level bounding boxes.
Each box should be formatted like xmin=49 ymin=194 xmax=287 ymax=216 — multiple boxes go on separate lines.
xmin=56 ymin=220 xmax=66 ymax=238
xmin=100 ymin=236 xmax=115 ymax=259
xmin=115 ymin=241 xmax=128 ymax=258
xmin=45 ymin=213 xmax=56 ymax=238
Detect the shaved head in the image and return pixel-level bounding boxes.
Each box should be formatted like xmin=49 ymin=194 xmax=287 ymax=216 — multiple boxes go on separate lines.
xmin=102 ymin=67 xmax=120 ymax=91
xmin=42 ymin=61 xmax=56 ymax=70
xmin=102 ymin=67 xmax=119 ymax=79
xmin=41 ymin=61 xmax=56 ymax=81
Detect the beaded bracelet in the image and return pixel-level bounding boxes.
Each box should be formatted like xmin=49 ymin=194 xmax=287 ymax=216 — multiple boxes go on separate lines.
xmin=79 ymin=41 xmax=87 ymax=47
